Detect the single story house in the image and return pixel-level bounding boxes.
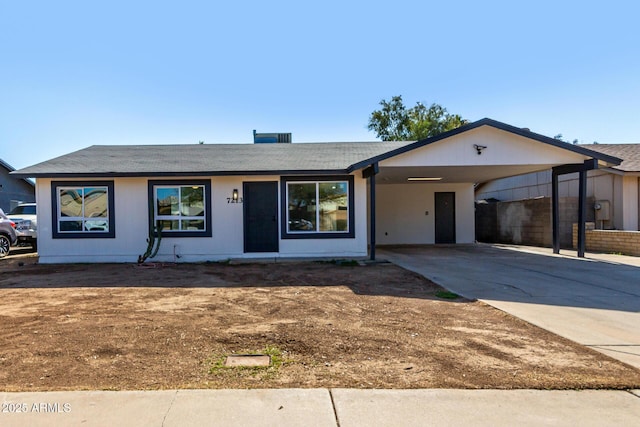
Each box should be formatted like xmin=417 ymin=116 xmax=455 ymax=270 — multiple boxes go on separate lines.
xmin=1 ymin=158 xmax=35 ymax=212
xmin=12 ymin=118 xmax=621 ymax=264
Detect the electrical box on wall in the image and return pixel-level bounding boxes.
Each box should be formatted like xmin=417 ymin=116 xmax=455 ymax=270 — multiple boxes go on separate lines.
xmin=594 ymin=200 xmax=610 ymax=221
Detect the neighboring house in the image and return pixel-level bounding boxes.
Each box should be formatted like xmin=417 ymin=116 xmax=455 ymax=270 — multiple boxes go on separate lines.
xmin=0 ymin=159 xmax=35 ymax=212
xmin=476 ymin=143 xmax=639 ymax=247
xmin=12 ymin=119 xmax=620 ymax=264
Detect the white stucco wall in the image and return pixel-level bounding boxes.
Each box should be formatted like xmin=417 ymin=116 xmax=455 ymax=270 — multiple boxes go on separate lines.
xmin=381 ymin=127 xmax=588 ymax=168
xmin=35 ymin=174 xmax=368 ymax=263
xmin=376 ymin=182 xmax=475 ymax=245
xmin=36 ymin=177 xmax=150 ymax=263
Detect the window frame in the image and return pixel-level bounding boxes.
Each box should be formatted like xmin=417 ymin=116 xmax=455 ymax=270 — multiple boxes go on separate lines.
xmin=148 ymin=179 xmax=212 ymax=238
xmin=51 ymin=180 xmax=115 ymax=239
xmin=280 ymin=175 xmax=355 ymax=239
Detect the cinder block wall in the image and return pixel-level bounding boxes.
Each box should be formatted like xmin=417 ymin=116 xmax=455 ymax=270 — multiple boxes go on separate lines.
xmin=572 ymin=223 xmax=640 ymax=256
xmin=475 ymin=202 xmax=498 ymax=243
xmin=475 ymin=197 xmax=584 ymax=248
xmin=496 ymin=197 xmax=552 ymax=246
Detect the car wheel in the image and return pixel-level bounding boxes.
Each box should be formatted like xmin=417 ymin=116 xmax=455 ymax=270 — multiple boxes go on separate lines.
xmin=0 ymin=235 xmax=10 ymax=258
xmin=31 ymin=239 xmax=38 ymax=252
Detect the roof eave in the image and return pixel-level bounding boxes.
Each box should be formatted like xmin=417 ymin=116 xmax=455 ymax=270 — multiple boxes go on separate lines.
xmin=347 ymin=118 xmax=623 ymax=170
xmin=473 ymin=119 xmax=623 ymax=166
xmin=2 ymin=161 xmax=36 ymax=187
xmin=601 ymin=167 xmax=640 ymax=176
xmin=10 ymin=169 xmax=353 ymax=179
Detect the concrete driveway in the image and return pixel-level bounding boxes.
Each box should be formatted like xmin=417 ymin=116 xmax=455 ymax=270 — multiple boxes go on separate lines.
xmin=379 ymin=244 xmax=640 ymax=368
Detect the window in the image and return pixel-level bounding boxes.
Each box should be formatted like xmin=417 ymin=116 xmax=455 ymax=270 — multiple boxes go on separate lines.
xmin=9 ymin=204 xmax=36 ymax=215
xmin=51 ymin=181 xmax=115 ymax=238
xmin=148 ymin=180 xmax=212 ymax=237
xmin=281 ymin=176 xmax=355 ymax=239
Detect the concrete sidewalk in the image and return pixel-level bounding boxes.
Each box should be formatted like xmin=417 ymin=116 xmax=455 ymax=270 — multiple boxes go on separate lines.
xmin=1 ymin=389 xmax=639 ymax=426
xmin=379 ymin=244 xmax=640 ymax=368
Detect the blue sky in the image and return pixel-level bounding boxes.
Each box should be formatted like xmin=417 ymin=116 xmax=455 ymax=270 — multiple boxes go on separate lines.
xmin=2 ymin=1 xmax=639 ymax=170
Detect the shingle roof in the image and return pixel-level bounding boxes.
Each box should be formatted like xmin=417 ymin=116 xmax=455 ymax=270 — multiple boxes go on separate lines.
xmin=12 ymin=118 xmax=623 ymax=178
xmin=12 ymin=142 xmax=414 ymax=178
xmin=0 ymin=158 xmax=35 ymax=186
xmin=579 ymin=144 xmax=640 ymax=172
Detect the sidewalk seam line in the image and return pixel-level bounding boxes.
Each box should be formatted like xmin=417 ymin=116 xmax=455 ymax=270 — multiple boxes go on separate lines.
xmin=627 ymin=390 xmax=640 ymax=399
xmin=329 ymin=389 xmax=341 ymax=427
xmin=161 ymin=390 xmax=178 ymax=426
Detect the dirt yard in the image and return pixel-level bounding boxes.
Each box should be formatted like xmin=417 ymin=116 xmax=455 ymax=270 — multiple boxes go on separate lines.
xmin=1 ymin=254 xmax=639 ymax=391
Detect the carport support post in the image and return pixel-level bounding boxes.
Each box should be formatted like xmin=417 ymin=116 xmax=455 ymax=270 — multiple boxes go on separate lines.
xmin=552 ymin=159 xmax=597 ymax=258
xmin=552 ymin=169 xmax=560 ymax=254
xmin=370 ymin=170 xmax=376 ymax=260
xmin=363 ymin=162 xmax=379 ymax=261
xmin=577 ymin=169 xmax=587 ymax=258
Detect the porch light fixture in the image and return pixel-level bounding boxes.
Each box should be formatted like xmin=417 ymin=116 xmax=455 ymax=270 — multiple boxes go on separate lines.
xmin=407 ymin=177 xmax=442 ymax=181
xmin=232 ymin=189 xmax=239 ymax=201
xmin=474 ymin=144 xmax=487 ymax=155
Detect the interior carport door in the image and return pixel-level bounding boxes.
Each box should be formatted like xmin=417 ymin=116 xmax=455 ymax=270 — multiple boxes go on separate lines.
xmin=244 ymin=181 xmax=279 ymax=253
xmin=435 ymin=192 xmax=456 ymax=244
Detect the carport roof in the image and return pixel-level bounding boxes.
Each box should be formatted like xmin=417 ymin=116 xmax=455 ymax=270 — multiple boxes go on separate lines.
xmin=12 ymin=118 xmax=621 ymax=178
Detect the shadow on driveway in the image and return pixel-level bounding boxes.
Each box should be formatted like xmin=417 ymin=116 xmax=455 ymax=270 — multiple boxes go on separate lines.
xmin=379 ymin=244 xmax=640 ymax=312
xmin=379 ymin=244 xmax=640 ymax=368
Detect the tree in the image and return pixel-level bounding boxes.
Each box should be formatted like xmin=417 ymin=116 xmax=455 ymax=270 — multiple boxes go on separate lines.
xmin=367 ymin=96 xmax=411 ymax=141
xmin=367 ymin=95 xmax=467 ymax=141
xmin=554 ymin=134 xmax=582 ymax=145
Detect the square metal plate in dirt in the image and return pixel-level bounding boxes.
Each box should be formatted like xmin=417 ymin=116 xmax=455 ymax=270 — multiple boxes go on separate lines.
xmin=224 ymin=354 xmax=271 ymax=367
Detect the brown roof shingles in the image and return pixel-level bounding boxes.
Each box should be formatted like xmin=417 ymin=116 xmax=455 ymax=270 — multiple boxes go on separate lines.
xmin=12 ymin=142 xmax=414 ymax=177
xmin=580 ymin=144 xmax=640 ymax=172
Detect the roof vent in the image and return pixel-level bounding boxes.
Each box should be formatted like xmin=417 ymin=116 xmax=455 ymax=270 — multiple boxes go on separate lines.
xmin=253 ymin=130 xmax=292 ymax=144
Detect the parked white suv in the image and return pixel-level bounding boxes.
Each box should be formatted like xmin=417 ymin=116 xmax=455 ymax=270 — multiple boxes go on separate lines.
xmin=7 ymin=203 xmax=37 ymax=250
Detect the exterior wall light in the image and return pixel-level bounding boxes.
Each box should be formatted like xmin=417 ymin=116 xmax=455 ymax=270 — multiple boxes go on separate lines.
xmin=474 ymin=144 xmax=487 ymax=155
xmin=232 ymin=189 xmax=239 ymax=201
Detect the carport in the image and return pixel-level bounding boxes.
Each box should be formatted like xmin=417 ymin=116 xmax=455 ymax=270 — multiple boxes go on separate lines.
xmin=356 ymin=119 xmax=622 ymax=259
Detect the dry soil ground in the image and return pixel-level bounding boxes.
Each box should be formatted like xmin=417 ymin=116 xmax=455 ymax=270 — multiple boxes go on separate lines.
xmin=1 ymin=254 xmax=639 ymax=391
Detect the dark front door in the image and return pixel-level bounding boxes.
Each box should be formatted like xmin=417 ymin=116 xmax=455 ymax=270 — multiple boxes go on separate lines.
xmin=435 ymin=192 xmax=456 ymax=244
xmin=244 ymin=181 xmax=279 ymax=253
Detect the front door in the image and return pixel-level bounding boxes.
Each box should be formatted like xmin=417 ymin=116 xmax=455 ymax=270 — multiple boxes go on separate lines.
xmin=435 ymin=192 xmax=456 ymax=244
xmin=243 ymin=181 xmax=279 ymax=253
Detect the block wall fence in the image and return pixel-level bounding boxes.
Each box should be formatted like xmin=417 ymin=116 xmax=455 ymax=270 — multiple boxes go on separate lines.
xmin=572 ymin=223 xmax=640 ymax=256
